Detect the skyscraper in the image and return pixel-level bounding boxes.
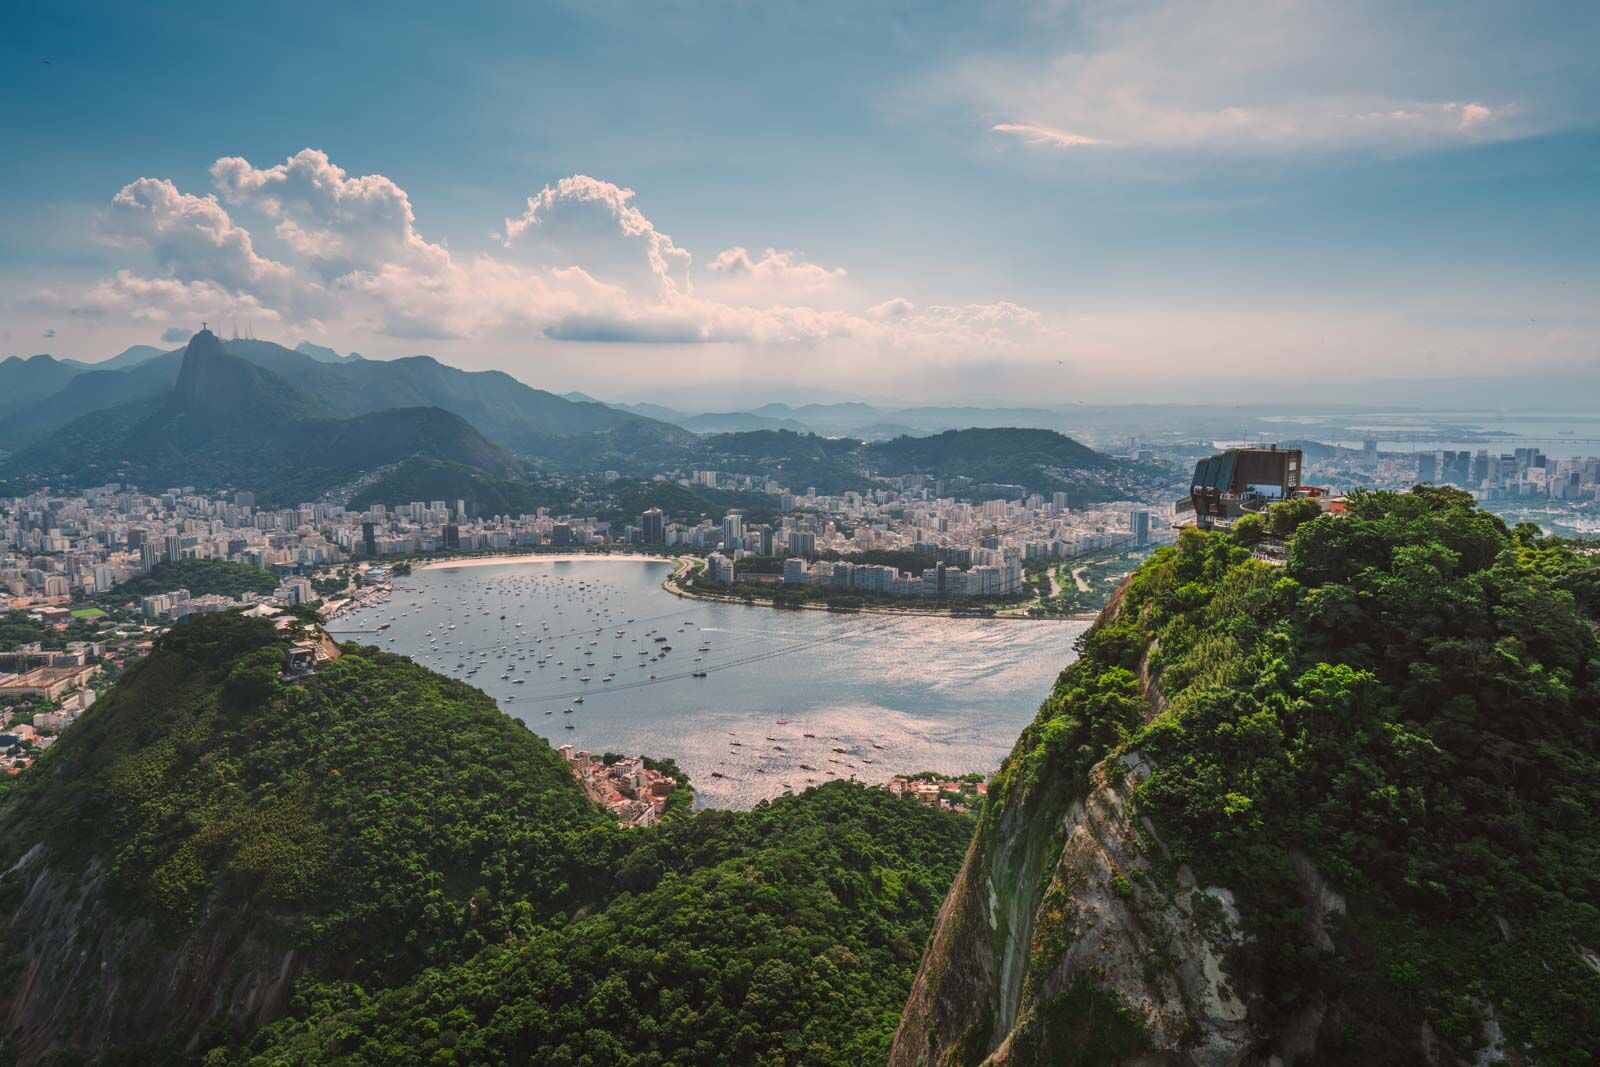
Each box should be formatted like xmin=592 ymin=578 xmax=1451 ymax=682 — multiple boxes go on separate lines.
xmin=1132 ymin=509 xmax=1151 ymax=546
xmin=721 ymin=511 xmax=744 ymax=550
xmin=641 ymin=507 xmax=666 ymax=544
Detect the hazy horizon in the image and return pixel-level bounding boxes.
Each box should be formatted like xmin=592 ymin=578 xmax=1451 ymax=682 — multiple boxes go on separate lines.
xmin=4 ymin=1 xmax=1596 ymax=406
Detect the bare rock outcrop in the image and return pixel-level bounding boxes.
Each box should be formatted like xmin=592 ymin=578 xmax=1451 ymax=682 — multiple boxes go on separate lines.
xmin=1 ymin=844 xmax=307 ymax=1062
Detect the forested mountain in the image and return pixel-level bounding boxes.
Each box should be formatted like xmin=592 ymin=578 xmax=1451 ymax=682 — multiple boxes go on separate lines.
xmin=0 ymin=611 xmax=972 ymax=1064
xmin=892 ymin=488 xmax=1600 ymax=1066
xmin=0 ymin=335 xmax=689 ymax=464
xmin=0 ymin=352 xmax=184 ymax=449
xmin=864 ymin=427 xmax=1114 ymax=483
xmin=347 ymin=455 xmax=561 ymax=518
xmin=3 ymin=336 xmax=1149 ymax=505
xmin=0 ymin=330 xmax=525 ymax=503
xmin=699 ymin=429 xmax=870 ymax=494
xmin=694 ymin=426 xmax=1153 ymax=501
xmin=0 ymin=355 xmax=85 ymax=418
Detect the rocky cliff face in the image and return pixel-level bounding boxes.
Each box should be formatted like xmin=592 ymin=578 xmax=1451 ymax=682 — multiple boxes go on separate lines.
xmin=888 ymin=573 xmax=1555 ymax=1067
xmin=891 ymin=592 xmax=1344 ymax=1067
xmin=1 ymin=844 xmax=307 ymax=1061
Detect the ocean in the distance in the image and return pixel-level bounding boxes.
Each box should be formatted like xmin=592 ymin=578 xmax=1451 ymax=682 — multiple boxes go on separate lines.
xmin=334 ymin=558 xmax=1086 ymax=808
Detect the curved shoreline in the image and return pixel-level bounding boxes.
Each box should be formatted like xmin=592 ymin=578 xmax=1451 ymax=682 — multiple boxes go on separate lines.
xmin=390 ymin=550 xmax=1093 ymax=622
xmin=660 ymin=557 xmax=1094 ymax=622
xmin=413 ymin=551 xmax=676 ymax=571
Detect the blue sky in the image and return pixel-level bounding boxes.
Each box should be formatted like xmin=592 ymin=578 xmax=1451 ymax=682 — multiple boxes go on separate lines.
xmin=2 ymin=1 xmax=1596 ymax=403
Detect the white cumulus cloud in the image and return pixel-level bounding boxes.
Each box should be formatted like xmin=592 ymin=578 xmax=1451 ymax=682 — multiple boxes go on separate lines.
xmin=38 ymin=149 xmax=1051 ymax=379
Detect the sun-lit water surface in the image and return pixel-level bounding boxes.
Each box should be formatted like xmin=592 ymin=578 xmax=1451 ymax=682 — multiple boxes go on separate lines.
xmin=336 ymin=558 xmax=1085 ymax=808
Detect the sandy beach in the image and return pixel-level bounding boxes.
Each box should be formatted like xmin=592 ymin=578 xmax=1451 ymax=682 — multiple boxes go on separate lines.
xmin=414 ymin=552 xmax=676 ymax=572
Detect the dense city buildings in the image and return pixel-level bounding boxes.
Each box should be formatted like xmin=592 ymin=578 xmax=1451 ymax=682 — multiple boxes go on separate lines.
xmin=1 ymin=468 xmax=1179 ymax=614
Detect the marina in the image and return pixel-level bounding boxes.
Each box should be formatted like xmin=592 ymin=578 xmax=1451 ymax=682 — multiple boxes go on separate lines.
xmin=336 ymin=557 xmax=1086 ymax=808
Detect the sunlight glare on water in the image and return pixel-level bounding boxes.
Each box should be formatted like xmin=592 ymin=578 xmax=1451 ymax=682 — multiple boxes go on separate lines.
xmin=338 ymin=558 xmax=1086 ymax=808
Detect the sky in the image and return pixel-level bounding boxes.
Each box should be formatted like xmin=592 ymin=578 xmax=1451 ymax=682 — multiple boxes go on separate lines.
xmin=2 ymin=0 xmax=1596 ymax=405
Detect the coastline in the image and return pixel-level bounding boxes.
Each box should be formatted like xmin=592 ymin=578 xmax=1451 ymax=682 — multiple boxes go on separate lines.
xmin=344 ymin=556 xmax=1107 ymax=620
xmin=413 ymin=552 xmax=676 ymax=572
xmin=659 ymin=557 xmax=1096 ymax=623
xmin=390 ymin=552 xmax=1097 ymax=622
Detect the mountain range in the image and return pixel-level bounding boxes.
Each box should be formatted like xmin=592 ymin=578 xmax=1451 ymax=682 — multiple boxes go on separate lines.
xmin=0 ymin=334 xmax=684 ymax=456
xmin=1 ymin=331 xmax=1156 ymax=508
xmin=0 ymin=330 xmax=710 ymax=504
xmin=0 ymin=330 xmax=532 ymax=505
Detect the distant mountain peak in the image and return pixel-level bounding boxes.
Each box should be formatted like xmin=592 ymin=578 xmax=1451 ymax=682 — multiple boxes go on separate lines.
xmin=172 ymin=329 xmax=305 ymax=425
xmin=295 ymin=340 xmax=363 ymax=364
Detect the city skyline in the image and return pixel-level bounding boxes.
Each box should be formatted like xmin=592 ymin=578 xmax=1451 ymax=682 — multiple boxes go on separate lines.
xmin=3 ymin=1 xmax=1596 ymax=403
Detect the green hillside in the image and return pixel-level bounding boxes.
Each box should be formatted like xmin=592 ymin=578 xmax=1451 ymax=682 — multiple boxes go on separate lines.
xmin=894 ymin=487 xmax=1600 ymax=1065
xmin=700 ymin=429 xmax=869 ymax=494
xmin=108 ymin=559 xmax=279 ymax=600
xmin=865 ymin=427 xmax=1123 ymax=492
xmin=242 ymin=782 xmax=969 ymax=1065
xmin=349 ymin=455 xmax=562 ymax=517
xmin=581 ymin=476 xmax=781 ymax=525
xmin=692 ymin=427 xmax=1148 ymax=500
xmin=0 ymin=611 xmax=972 ymax=1064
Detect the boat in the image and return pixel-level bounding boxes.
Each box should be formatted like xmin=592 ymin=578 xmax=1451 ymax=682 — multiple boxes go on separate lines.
xmin=573 ymin=697 xmax=584 ymax=704
xmin=564 ymin=724 xmax=575 ymax=730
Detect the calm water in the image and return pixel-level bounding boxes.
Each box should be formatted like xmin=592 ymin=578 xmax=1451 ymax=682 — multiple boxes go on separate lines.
xmin=335 ymin=558 xmax=1084 ymax=808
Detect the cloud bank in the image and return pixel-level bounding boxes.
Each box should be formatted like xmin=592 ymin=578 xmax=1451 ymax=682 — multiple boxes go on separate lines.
xmin=38 ymin=149 xmax=1048 ymax=381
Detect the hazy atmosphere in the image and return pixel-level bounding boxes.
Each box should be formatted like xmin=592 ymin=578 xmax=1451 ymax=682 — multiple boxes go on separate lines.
xmin=4 ymin=0 xmax=1596 ymax=403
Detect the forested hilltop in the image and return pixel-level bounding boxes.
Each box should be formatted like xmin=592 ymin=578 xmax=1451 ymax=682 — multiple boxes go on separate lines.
xmin=0 ymin=613 xmax=972 ymax=1064
xmin=893 ymin=487 xmax=1600 ymax=1066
